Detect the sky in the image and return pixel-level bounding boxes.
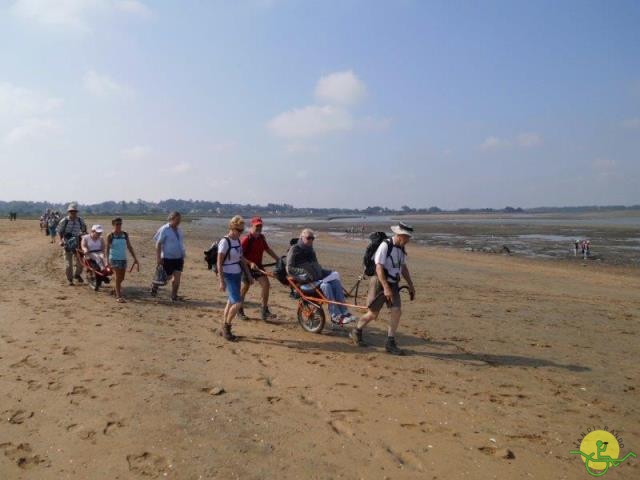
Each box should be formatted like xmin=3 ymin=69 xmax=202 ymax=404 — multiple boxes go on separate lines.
xmin=0 ymin=0 xmax=639 ymax=210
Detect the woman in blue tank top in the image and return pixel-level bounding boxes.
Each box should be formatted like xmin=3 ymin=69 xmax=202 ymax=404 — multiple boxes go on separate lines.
xmin=106 ymin=217 xmax=139 ymax=303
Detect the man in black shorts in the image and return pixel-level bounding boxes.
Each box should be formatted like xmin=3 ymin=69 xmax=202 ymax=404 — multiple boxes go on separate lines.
xmin=151 ymin=211 xmax=186 ymax=301
xmin=350 ymin=223 xmax=416 ymax=355
xmin=238 ymin=217 xmax=280 ymax=320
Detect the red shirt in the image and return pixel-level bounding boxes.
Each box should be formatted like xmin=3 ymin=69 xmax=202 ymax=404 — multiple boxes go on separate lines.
xmin=241 ymin=233 xmax=270 ymax=266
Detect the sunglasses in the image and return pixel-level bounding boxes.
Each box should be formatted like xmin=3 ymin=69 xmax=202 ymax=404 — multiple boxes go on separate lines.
xmin=305 ymin=236 xmax=315 ymax=240
xmin=234 ymin=228 xmax=244 ymax=232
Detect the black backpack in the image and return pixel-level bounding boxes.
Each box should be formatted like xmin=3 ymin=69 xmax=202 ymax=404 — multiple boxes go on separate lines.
xmin=363 ymin=232 xmax=392 ymax=276
xmin=204 ymin=237 xmax=231 ymax=273
xmin=272 ymin=237 xmax=298 ymax=286
xmin=273 ymin=256 xmax=289 ymax=285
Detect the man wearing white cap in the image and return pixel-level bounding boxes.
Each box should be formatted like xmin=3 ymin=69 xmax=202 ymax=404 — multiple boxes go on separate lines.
xmin=57 ymin=203 xmax=87 ymax=285
xmin=350 ymin=222 xmax=416 ymax=355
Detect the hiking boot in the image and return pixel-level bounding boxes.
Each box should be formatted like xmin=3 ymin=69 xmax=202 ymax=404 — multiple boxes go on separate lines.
xmin=237 ymin=308 xmax=249 ymax=321
xmin=385 ymin=337 xmax=405 ymax=356
xmin=349 ymin=328 xmax=367 ymax=347
xmin=150 ymin=285 xmax=158 ymax=297
xmin=74 ymin=275 xmax=84 ymax=284
xmin=220 ymin=324 xmax=237 ymax=342
xmin=261 ymin=306 xmax=277 ymax=321
xmin=68 ymin=280 xmax=74 ymax=286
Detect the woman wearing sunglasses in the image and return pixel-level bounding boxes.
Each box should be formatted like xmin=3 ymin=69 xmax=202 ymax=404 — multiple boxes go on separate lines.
xmin=217 ymin=215 xmax=254 ymax=341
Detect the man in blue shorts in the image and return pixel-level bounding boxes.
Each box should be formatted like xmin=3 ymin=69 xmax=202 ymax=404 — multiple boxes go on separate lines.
xmin=151 ymin=211 xmax=186 ymax=301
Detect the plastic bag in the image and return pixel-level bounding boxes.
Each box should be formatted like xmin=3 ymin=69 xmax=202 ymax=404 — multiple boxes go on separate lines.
xmin=152 ymin=264 xmax=168 ymax=286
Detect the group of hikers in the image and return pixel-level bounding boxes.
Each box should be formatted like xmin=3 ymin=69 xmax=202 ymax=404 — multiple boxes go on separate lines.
xmin=574 ymin=239 xmax=592 ymax=259
xmin=40 ymin=209 xmax=62 ymax=242
xmin=51 ymin=204 xmax=416 ymax=355
xmin=8 ymin=212 xmax=18 ymax=221
xmin=52 ymin=204 xmax=139 ymax=302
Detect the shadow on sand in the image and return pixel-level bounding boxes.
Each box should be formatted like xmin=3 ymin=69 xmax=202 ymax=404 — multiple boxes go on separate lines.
xmin=241 ymin=332 xmax=590 ymax=372
xmin=121 ymin=286 xmax=227 ymax=308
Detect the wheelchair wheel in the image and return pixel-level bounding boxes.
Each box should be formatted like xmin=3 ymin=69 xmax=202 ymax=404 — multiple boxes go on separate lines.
xmin=297 ymin=301 xmax=325 ymax=334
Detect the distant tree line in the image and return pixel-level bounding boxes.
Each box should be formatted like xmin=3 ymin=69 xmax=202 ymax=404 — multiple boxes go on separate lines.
xmin=1 ymin=199 xmax=638 ymax=218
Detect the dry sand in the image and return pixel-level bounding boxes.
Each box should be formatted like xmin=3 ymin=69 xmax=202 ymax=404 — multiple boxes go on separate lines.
xmin=1 ymin=218 xmax=638 ymax=479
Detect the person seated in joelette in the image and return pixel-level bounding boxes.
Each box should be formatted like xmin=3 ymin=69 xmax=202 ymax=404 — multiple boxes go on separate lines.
xmin=81 ymin=225 xmax=107 ymax=270
xmin=285 ymin=228 xmax=356 ymax=325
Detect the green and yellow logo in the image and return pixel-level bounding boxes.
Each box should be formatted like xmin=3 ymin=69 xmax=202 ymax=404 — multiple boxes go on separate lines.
xmin=570 ymin=428 xmax=636 ymax=476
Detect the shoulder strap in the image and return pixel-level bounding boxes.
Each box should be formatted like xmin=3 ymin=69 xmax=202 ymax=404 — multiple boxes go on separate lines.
xmin=60 ymin=218 xmax=69 ymax=235
xmin=223 ymin=236 xmax=232 ymax=262
xmin=384 ymin=238 xmax=394 ymax=258
xmin=107 ymin=232 xmax=113 ymax=246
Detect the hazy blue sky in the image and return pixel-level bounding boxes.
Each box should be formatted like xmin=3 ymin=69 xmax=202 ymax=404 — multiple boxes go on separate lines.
xmin=1 ymin=0 xmax=639 ymax=209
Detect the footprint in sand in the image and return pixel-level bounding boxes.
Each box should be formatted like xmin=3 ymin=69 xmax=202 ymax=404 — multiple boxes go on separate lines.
xmin=0 ymin=442 xmax=50 ymax=469
xmin=103 ymin=413 xmax=126 ymax=435
xmin=372 ymin=443 xmax=426 ymax=472
xmin=27 ymin=380 xmax=41 ymax=391
xmin=47 ymin=381 xmax=62 ymax=391
xmin=62 ymin=346 xmax=79 ymax=356
xmin=10 ymin=355 xmax=38 ymax=369
xmin=78 ymin=429 xmax=97 ymax=441
xmin=67 ymin=385 xmax=89 ymax=396
xmin=3 ymin=409 xmax=34 ymax=425
xmin=297 ymin=394 xmax=318 ymax=407
xmin=478 ymin=446 xmax=516 ymax=459
xmin=126 ymin=452 xmax=171 ymax=477
xmin=327 ymin=409 xmax=362 ymax=438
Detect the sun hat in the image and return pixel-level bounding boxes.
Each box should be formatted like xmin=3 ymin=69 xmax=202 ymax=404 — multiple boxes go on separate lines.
xmin=229 ymin=215 xmax=245 ymax=231
xmin=91 ymin=224 xmax=104 ymax=233
xmin=390 ymin=222 xmax=414 ymax=237
xmin=251 ymin=216 xmax=263 ymax=226
xmin=67 ymin=203 xmax=78 ymax=212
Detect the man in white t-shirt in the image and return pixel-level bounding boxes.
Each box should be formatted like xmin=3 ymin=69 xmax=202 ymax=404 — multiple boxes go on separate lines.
xmin=350 ymin=223 xmax=416 ymax=355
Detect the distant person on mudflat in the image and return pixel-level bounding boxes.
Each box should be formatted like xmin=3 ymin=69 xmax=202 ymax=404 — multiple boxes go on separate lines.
xmin=238 ymin=216 xmax=280 ymax=321
xmin=350 ymin=222 xmax=416 ymax=355
xmin=57 ymin=203 xmax=87 ymax=286
xmin=151 ymin=211 xmax=186 ymax=302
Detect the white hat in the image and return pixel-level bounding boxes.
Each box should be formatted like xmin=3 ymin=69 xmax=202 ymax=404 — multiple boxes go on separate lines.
xmin=91 ymin=224 xmax=104 ymax=233
xmin=391 ymin=222 xmax=414 ymax=237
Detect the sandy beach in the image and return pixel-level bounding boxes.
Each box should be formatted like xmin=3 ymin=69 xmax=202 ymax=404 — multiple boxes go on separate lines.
xmin=1 ymin=218 xmax=638 ymax=479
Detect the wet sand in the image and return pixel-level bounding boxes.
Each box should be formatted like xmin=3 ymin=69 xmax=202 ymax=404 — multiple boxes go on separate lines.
xmin=1 ymin=218 xmax=639 ymax=479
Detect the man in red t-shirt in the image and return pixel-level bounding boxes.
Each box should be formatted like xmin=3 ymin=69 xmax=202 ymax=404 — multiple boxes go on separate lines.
xmin=239 ymin=216 xmax=280 ymax=321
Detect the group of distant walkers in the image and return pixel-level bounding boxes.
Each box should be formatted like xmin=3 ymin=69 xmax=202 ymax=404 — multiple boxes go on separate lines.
xmin=45 ymin=205 xmax=416 ymax=355
xmin=574 ymin=239 xmax=592 ymax=260
xmin=8 ymin=212 xmax=17 ymax=221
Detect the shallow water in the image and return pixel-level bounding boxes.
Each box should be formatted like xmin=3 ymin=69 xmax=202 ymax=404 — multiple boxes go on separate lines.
xmin=195 ymin=213 xmax=640 ymax=267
